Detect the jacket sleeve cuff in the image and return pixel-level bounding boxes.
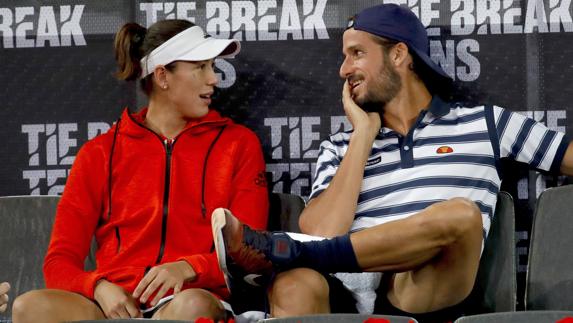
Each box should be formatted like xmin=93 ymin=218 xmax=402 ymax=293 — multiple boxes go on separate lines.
xmin=550 ymin=134 xmax=570 ymax=174
xmin=179 ymin=254 xmax=225 ymax=288
xmin=75 ymin=271 xmax=107 ymax=300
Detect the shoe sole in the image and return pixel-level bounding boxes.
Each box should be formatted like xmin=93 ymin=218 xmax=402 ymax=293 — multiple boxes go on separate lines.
xmin=211 ymin=208 xmax=232 ymax=290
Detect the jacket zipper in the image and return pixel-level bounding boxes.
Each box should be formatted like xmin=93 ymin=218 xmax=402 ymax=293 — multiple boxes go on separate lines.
xmin=154 ymin=138 xmax=174 ymax=264
xmin=200 ymin=125 xmax=227 ymax=219
xmin=115 ymin=226 xmax=121 ymax=253
xmin=125 ymin=112 xmax=230 ymax=266
xmin=125 ymin=112 xmax=229 ymax=265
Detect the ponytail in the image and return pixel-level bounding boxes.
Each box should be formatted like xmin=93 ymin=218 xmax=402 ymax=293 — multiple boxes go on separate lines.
xmin=114 ymin=19 xmax=194 ymax=95
xmin=114 ymin=23 xmax=147 ymax=81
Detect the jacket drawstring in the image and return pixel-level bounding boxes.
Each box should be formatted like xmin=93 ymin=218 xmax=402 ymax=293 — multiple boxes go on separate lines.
xmin=201 ymin=125 xmax=227 ymax=218
xmin=107 ymin=118 xmax=121 ymax=221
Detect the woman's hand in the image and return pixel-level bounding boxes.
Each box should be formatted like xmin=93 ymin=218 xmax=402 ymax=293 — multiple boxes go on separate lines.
xmin=94 ymin=279 xmax=142 ymax=319
xmin=133 ymin=260 xmax=196 ymax=306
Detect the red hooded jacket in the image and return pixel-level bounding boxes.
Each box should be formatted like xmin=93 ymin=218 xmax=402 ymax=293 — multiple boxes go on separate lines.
xmin=44 ymin=108 xmax=268 ymax=300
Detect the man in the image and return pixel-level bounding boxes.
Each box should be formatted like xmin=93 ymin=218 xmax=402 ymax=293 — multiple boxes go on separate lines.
xmin=211 ymin=4 xmax=573 ymax=323
xmin=0 ymin=282 xmax=9 ymax=313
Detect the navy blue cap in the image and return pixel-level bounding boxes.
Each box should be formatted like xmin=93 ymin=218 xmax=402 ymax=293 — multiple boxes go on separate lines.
xmin=348 ymin=4 xmax=451 ymax=80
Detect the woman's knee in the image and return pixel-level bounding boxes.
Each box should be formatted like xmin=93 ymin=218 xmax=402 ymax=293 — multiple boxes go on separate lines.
xmin=12 ymin=290 xmax=52 ymax=322
xmin=159 ymin=289 xmax=224 ymax=320
xmin=13 ymin=289 xmax=102 ymax=323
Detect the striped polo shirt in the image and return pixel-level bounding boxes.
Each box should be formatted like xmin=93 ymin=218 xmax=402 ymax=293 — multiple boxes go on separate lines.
xmin=309 ymin=96 xmax=569 ymax=239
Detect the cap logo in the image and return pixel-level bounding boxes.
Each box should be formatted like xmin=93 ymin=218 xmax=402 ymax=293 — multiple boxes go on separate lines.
xmin=347 ymin=18 xmax=355 ymax=29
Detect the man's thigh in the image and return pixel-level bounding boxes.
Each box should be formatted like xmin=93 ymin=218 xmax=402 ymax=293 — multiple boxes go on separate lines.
xmin=362 ymin=198 xmax=484 ymax=313
xmin=386 ymin=220 xmax=482 ymax=314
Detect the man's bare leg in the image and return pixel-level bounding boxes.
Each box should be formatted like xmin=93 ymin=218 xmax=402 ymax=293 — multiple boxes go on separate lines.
xmin=268 ymin=268 xmax=330 ymax=317
xmin=351 ymin=197 xmax=483 ymax=313
xmin=213 ymin=197 xmax=482 ymax=314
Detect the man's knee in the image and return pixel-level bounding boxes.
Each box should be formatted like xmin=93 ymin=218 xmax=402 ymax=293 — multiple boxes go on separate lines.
xmin=450 ymin=197 xmax=482 ymax=236
xmin=424 ymin=197 xmax=483 ymax=245
xmin=273 ymin=268 xmax=328 ymax=296
xmin=269 ymin=268 xmax=330 ymax=313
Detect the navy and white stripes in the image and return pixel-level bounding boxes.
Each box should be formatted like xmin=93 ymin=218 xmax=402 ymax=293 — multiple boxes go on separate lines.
xmin=309 ymin=97 xmax=567 ymax=240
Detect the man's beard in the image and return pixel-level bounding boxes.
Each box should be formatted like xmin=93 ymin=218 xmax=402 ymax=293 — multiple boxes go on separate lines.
xmin=355 ymin=55 xmax=402 ymax=113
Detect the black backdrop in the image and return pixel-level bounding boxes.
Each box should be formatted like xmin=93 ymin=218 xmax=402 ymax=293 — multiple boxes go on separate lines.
xmin=1 ymin=0 xmax=572 ymax=309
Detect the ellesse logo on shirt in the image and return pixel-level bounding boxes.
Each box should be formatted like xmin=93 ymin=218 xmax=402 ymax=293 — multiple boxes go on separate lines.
xmin=436 ymin=146 xmax=454 ymax=154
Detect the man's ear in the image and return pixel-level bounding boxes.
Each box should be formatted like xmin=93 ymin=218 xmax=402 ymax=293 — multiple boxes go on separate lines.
xmin=391 ymin=42 xmax=410 ymax=67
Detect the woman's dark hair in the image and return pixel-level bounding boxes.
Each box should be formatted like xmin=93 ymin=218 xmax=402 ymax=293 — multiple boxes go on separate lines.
xmin=113 ymin=19 xmax=195 ymax=95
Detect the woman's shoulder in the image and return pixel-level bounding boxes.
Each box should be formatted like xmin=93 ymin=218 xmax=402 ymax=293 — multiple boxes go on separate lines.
xmin=222 ymin=122 xmax=261 ymax=143
xmin=76 ymin=127 xmax=118 ymax=158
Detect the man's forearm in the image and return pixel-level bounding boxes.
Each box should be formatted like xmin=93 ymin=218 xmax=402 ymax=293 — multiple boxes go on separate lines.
xmin=299 ymin=130 xmax=374 ymax=237
xmin=560 ymin=142 xmax=573 ymax=176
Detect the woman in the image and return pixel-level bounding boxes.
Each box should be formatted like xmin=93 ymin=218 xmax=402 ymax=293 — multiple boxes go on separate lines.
xmin=13 ymin=19 xmax=268 ymax=322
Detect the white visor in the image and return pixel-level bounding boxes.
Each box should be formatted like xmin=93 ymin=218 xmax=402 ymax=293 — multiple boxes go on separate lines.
xmin=140 ymin=25 xmax=240 ymax=77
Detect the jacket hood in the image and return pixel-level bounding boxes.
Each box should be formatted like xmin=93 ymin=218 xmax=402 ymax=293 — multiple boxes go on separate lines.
xmin=111 ymin=108 xmax=231 ymax=139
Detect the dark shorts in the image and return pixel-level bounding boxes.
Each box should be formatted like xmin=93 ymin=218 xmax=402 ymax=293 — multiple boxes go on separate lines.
xmin=140 ymin=296 xmax=172 ymax=318
xmin=227 ymin=282 xmax=268 ymax=314
xmin=324 ymin=273 xmax=359 ymax=314
xmin=229 ymin=272 xmax=358 ymax=315
xmin=329 ymin=274 xmax=466 ymax=323
xmin=142 ymin=305 xmax=166 ymax=319
xmin=373 ymin=274 xmax=466 ymax=323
